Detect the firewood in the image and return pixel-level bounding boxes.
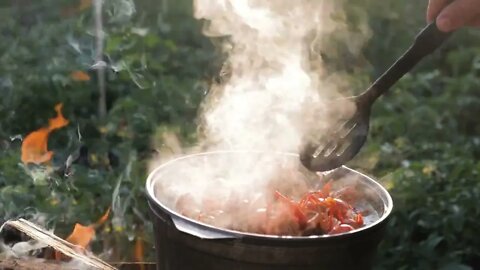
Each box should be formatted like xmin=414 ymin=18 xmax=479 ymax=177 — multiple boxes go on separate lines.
xmin=0 ymin=258 xmax=71 ymax=270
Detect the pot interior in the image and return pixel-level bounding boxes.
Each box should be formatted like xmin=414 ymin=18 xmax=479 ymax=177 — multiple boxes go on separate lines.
xmin=147 ymin=151 xmax=393 ymax=238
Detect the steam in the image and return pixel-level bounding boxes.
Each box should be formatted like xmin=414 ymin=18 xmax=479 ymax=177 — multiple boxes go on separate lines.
xmin=151 ymin=0 xmax=370 ymax=234
xmin=196 ymin=0 xmax=353 ymax=152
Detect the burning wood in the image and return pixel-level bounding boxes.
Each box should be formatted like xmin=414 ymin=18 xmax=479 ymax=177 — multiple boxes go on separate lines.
xmin=0 ymin=219 xmax=116 ymax=270
xmin=21 ymin=103 xmax=69 ymax=165
xmin=0 ymin=258 xmax=72 ymax=270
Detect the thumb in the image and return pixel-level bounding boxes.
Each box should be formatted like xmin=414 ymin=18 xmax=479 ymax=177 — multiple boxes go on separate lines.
xmin=436 ymin=0 xmax=480 ymax=32
xmin=427 ymin=0 xmax=449 ymax=22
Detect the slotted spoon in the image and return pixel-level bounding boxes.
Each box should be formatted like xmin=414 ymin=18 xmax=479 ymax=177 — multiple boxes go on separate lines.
xmin=300 ymin=22 xmax=453 ymax=172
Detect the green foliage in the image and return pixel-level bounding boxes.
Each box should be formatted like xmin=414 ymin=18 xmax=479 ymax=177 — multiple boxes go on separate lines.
xmin=345 ymin=2 xmax=480 ymax=269
xmin=0 ymin=0 xmax=215 ymax=261
xmin=0 ymin=0 xmax=479 ymax=268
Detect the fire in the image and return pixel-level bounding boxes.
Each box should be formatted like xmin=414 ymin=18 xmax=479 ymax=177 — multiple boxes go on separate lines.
xmin=94 ymin=207 xmax=111 ymax=226
xmin=134 ymin=236 xmax=145 ymax=270
xmin=63 ymin=224 xmax=96 ymax=250
xmin=61 ymin=0 xmax=93 ymax=17
xmin=70 ymin=70 xmax=91 ymax=82
xmin=55 ymin=207 xmax=110 ymax=260
xmin=21 ymin=103 xmax=69 ymax=164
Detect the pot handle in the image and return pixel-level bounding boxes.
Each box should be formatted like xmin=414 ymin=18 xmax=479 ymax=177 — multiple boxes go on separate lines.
xmin=171 ymin=216 xmax=236 ymax=240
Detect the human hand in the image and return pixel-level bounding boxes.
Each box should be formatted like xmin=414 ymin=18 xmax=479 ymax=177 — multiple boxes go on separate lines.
xmin=427 ymin=0 xmax=480 ymax=32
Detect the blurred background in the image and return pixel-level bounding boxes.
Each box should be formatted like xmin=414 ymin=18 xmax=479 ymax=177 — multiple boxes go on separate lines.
xmin=0 ymin=0 xmax=479 ymax=269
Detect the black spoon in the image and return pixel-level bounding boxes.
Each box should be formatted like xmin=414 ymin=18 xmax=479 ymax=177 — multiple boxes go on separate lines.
xmin=300 ymin=22 xmax=453 ymax=172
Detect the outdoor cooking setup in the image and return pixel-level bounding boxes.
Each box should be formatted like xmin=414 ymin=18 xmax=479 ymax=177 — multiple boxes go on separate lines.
xmin=146 ymin=151 xmax=392 ymax=270
xmin=146 ymin=21 xmax=453 ymax=270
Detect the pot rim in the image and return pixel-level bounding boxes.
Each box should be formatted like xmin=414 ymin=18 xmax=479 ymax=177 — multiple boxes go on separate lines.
xmin=146 ymin=150 xmax=393 ymax=240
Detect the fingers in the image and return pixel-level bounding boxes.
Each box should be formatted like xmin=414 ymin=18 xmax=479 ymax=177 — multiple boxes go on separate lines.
xmin=436 ymin=0 xmax=480 ymax=32
xmin=469 ymin=16 xmax=480 ymax=27
xmin=427 ymin=0 xmax=449 ymax=22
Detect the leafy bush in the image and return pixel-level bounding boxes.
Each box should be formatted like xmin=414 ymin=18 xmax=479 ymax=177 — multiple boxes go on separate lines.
xmin=0 ymin=0 xmax=215 ymax=261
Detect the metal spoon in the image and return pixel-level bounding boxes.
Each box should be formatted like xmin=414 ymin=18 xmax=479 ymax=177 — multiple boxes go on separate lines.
xmin=300 ymin=22 xmax=453 ymax=172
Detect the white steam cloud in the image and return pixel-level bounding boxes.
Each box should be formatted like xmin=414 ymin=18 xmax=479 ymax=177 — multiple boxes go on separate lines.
xmin=150 ymin=0 xmax=370 ymax=234
xmin=196 ymin=0 xmax=353 ymax=152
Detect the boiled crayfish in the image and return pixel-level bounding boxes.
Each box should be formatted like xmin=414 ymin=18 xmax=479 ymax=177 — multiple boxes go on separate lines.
xmin=176 ymin=181 xmax=364 ymax=236
xmin=270 ymin=182 xmax=364 ymax=236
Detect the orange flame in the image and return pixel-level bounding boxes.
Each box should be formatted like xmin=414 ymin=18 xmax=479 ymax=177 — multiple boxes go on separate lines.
xmin=70 ymin=70 xmax=91 ymax=82
xmin=94 ymin=207 xmax=111 ymax=227
xmin=21 ymin=103 xmax=69 ymax=164
xmin=55 ymin=208 xmax=110 ymax=261
xmin=134 ymin=236 xmax=145 ymax=270
xmin=61 ymin=0 xmax=93 ymax=17
xmin=64 ymin=224 xmax=96 ymax=250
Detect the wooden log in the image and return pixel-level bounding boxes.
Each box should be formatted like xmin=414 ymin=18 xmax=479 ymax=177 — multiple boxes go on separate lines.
xmin=0 ymin=258 xmax=69 ymax=270
xmin=0 ymin=259 xmax=157 ymax=270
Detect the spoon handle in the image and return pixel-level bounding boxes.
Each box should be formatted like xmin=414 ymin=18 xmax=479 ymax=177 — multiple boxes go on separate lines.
xmin=359 ymin=22 xmax=453 ymax=104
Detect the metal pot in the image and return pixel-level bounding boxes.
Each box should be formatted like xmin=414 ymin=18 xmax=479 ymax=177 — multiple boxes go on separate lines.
xmin=146 ymin=151 xmax=393 ymax=270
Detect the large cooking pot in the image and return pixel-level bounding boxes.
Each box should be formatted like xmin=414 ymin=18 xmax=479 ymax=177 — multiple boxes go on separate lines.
xmin=146 ymin=151 xmax=393 ymax=270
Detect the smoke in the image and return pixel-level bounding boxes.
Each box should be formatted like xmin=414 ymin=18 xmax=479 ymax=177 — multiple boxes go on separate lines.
xmin=151 ymin=0 xmax=372 ymax=233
